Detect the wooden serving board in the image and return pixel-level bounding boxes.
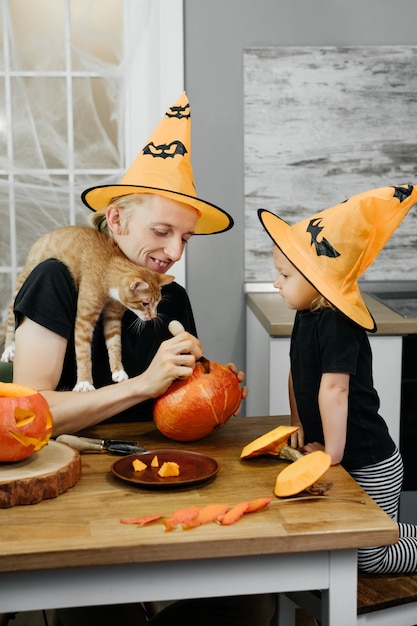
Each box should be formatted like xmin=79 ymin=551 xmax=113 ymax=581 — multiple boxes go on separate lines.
xmin=0 ymin=440 xmax=82 ymax=508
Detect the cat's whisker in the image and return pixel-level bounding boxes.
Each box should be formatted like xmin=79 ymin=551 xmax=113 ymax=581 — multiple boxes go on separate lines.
xmin=127 ymin=316 xmax=145 ymax=334
xmin=155 ymin=315 xmax=171 ymax=334
xmin=155 ymin=312 xmax=169 ymax=329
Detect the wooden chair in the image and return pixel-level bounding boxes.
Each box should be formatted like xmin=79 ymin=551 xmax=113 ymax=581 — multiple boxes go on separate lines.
xmin=277 ymin=570 xmax=417 ymax=625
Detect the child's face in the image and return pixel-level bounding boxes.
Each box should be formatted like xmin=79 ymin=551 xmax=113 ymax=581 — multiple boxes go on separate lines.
xmin=273 ymin=247 xmax=320 ymax=311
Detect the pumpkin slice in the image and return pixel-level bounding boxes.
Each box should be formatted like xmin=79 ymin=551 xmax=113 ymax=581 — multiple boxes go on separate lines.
xmin=274 ymin=450 xmax=331 ymax=497
xmin=240 ymin=425 xmax=300 ymax=459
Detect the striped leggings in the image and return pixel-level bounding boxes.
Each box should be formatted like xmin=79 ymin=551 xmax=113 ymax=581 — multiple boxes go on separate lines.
xmin=350 ymin=447 xmax=417 ymax=574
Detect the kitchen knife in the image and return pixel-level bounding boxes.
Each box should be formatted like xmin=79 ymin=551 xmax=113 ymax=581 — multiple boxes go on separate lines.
xmin=168 ymin=320 xmax=210 ymax=372
xmin=56 ymin=434 xmax=146 ymax=455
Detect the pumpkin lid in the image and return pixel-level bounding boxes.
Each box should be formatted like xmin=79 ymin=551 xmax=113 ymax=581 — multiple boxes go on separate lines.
xmin=240 ymin=424 xmax=299 ymax=459
xmin=0 ymin=382 xmax=39 ymax=397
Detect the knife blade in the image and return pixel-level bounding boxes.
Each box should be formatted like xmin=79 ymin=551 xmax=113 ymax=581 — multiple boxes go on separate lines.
xmin=56 ymin=434 xmax=146 ymax=455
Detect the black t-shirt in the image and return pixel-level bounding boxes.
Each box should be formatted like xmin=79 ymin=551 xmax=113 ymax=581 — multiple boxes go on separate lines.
xmin=290 ymin=307 xmax=395 ymax=471
xmin=13 ymin=259 xmax=197 ymax=423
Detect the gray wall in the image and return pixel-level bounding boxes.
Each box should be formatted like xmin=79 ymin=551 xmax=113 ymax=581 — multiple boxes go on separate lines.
xmin=183 ymin=0 xmax=417 ymax=396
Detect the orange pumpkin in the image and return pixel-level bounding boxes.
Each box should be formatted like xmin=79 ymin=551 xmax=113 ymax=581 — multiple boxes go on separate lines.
xmin=0 ymin=382 xmax=53 ymax=462
xmin=153 ymin=360 xmax=241 ymax=442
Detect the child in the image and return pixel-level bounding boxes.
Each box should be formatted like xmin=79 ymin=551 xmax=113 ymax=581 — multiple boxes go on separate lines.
xmin=258 ymin=184 xmax=417 ymax=574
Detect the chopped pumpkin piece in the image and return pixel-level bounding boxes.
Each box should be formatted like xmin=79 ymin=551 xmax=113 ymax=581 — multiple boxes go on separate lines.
xmin=151 ymin=455 xmax=159 ymax=468
xmin=164 ymin=506 xmax=202 ymax=531
xmin=218 ymin=497 xmax=272 ymax=525
xmin=218 ymin=501 xmax=249 ymax=525
xmin=158 ymin=461 xmax=180 ymax=477
xmin=132 ymin=459 xmax=147 ymax=472
xmin=245 ymin=497 xmax=272 ymax=513
xmin=275 ymin=450 xmax=331 ymax=497
xmin=240 ymin=425 xmax=300 ymax=459
xmin=183 ymin=503 xmax=230 ymax=529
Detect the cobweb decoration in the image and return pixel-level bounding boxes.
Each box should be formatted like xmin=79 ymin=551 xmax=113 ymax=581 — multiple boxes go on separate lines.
xmin=0 ymin=0 xmax=146 ymax=319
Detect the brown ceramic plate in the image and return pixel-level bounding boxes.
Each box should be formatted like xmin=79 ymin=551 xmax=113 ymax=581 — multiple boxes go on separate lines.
xmin=111 ymin=449 xmax=219 ymax=489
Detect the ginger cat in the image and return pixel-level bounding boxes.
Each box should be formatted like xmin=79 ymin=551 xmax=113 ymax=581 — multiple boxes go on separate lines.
xmin=1 ymin=226 xmax=174 ymax=391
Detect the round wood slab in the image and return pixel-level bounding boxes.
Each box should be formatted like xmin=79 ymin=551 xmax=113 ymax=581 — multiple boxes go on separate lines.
xmin=0 ymin=440 xmax=82 ymax=508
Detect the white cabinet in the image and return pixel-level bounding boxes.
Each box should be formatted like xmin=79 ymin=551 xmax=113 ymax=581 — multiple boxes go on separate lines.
xmin=245 ymin=304 xmax=402 ymax=447
xmin=245 ymin=305 xmax=291 ymax=418
xmin=368 ymin=335 xmax=402 ymax=446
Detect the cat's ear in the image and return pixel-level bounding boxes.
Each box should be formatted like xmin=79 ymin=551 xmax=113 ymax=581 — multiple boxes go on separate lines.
xmin=159 ymin=274 xmax=175 ymax=285
xmin=129 ymin=280 xmax=149 ymax=292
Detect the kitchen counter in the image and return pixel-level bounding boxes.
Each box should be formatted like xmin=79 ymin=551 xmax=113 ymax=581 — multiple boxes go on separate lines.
xmin=246 ymin=291 xmax=417 ymax=337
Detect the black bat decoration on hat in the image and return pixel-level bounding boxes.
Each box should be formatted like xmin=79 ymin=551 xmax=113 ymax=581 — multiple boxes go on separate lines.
xmin=307 ymin=218 xmax=340 ymax=258
xmin=393 ymin=184 xmax=413 ymax=202
xmin=166 ymin=103 xmax=191 ymax=119
xmin=143 ymin=140 xmax=187 ymax=159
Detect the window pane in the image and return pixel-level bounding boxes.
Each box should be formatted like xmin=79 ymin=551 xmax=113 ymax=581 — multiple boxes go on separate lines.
xmin=71 ymin=0 xmax=123 ymax=71
xmin=8 ymin=0 xmax=66 ymax=71
xmin=73 ymin=77 xmax=120 ymax=169
xmin=12 ymin=77 xmax=68 ymax=169
xmin=14 ymin=174 xmax=72 ymax=264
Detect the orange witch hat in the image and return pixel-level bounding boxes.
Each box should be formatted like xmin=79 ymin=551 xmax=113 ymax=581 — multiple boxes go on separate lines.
xmin=258 ymin=184 xmax=417 ymax=331
xmin=81 ymin=92 xmax=233 ymax=235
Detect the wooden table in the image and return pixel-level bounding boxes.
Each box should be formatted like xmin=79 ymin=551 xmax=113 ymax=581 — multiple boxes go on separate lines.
xmin=0 ymin=416 xmax=398 ymax=625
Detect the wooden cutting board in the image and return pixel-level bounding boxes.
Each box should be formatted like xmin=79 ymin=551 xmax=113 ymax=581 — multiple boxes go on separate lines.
xmin=0 ymin=440 xmax=82 ymax=508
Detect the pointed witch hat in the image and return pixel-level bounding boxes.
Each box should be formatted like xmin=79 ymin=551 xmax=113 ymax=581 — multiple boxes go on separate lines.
xmin=81 ymin=92 xmax=233 ymax=235
xmin=258 ymin=184 xmax=417 ymax=331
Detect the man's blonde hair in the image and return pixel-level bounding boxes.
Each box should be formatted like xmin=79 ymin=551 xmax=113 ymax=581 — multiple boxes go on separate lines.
xmin=88 ymin=193 xmax=151 ymax=236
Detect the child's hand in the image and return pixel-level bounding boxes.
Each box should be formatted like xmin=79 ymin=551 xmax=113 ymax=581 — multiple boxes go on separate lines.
xmin=290 ymin=423 xmax=304 ymax=449
xmin=302 ymin=441 xmax=325 ymax=454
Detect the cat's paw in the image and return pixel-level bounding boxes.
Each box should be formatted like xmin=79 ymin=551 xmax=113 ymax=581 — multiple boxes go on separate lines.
xmin=73 ymin=381 xmax=96 ymax=392
xmin=112 ymin=369 xmax=129 ymax=383
xmin=1 ymin=344 xmax=15 ymax=363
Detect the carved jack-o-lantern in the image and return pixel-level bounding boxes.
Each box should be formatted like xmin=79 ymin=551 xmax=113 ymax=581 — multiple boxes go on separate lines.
xmin=0 ymin=382 xmax=53 ymax=462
